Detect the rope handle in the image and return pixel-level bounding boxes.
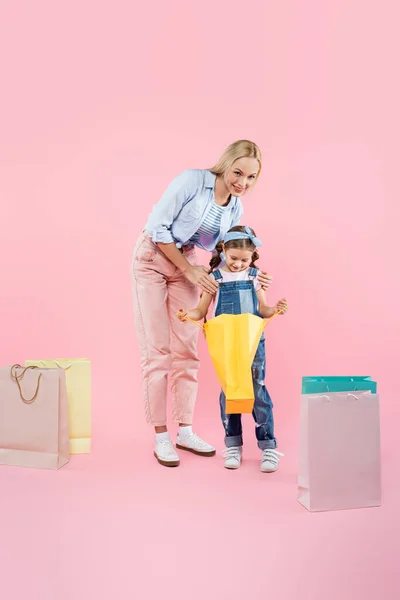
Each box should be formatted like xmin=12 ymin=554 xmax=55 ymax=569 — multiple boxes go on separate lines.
xmin=10 ymin=364 xmax=42 ymax=404
xmin=321 ymin=393 xmax=364 ymax=402
xmin=182 ymin=316 xmax=205 ymax=331
xmin=177 ymin=308 xmax=284 ymax=332
xmin=264 ymin=308 xmax=283 ymax=326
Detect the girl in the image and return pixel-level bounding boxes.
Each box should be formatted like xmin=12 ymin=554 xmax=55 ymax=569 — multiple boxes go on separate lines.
xmin=132 ymin=141 xmax=273 ymax=468
xmin=178 ymin=226 xmax=288 ymax=472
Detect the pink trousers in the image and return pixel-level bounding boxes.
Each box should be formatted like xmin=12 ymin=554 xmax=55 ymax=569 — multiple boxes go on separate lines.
xmin=131 ymin=232 xmax=200 ymax=426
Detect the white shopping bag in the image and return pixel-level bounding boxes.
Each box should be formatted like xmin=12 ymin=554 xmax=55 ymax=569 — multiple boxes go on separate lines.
xmin=298 ymin=391 xmax=381 ymax=512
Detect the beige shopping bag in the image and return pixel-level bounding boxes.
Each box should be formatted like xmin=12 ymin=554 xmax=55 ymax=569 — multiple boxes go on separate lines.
xmin=0 ymin=365 xmax=70 ymax=469
xmin=298 ymin=391 xmax=381 ymax=512
xmin=25 ymin=358 xmax=91 ymax=454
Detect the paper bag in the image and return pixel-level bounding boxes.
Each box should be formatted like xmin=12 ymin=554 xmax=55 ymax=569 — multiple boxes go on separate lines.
xmin=302 ymin=376 xmax=377 ymax=394
xmin=298 ymin=390 xmax=381 ymax=512
xmin=0 ymin=365 xmax=70 ymax=470
xmin=25 ymin=358 xmax=91 ymax=454
xmin=204 ymin=313 xmax=264 ymax=413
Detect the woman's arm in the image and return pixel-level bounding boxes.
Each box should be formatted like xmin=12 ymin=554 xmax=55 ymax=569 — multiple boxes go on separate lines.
xmin=177 ymin=292 xmax=214 ymax=322
xmin=157 ymin=242 xmax=195 ymax=272
xmin=158 ymin=244 xmax=218 ymax=295
xmin=147 ymin=170 xmax=218 ymax=294
xmin=147 ymin=170 xmax=199 ymax=245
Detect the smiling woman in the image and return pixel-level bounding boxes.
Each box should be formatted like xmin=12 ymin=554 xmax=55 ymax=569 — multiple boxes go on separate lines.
xmin=210 ymin=144 xmax=262 ymax=203
xmin=131 ymin=140 xmax=272 ymax=468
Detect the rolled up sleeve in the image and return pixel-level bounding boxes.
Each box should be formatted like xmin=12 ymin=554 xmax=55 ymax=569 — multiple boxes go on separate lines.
xmin=146 ymin=170 xmax=201 ymax=244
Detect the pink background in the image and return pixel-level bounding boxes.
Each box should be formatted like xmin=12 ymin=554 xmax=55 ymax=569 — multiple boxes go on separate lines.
xmin=1 ymin=1 xmax=399 ymax=599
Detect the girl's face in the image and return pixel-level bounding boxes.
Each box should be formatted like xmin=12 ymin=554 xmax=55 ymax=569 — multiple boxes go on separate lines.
xmin=224 ymin=247 xmax=254 ymax=272
xmin=223 ymin=157 xmax=259 ymax=197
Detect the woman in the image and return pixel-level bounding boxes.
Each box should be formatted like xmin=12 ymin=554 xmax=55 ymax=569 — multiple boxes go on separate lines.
xmin=131 ymin=140 xmax=272 ymax=467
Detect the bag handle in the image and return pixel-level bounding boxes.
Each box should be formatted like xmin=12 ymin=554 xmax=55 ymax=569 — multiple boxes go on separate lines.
xmin=321 ymin=383 xmax=366 ymax=393
xmin=38 ymin=360 xmax=73 ymax=370
xmin=264 ymin=309 xmax=283 ymax=326
xmin=10 ymin=364 xmax=42 ymax=404
xmin=178 ymin=308 xmax=283 ymax=332
xmin=183 ymin=317 xmax=205 ymax=331
xmin=321 ymin=393 xmax=362 ymax=402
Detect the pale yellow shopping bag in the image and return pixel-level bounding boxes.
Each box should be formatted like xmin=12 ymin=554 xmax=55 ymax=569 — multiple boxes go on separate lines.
xmin=25 ymin=358 xmax=91 ymax=454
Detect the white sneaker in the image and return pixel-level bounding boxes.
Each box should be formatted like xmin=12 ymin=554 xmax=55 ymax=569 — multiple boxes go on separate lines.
xmin=260 ymin=449 xmax=284 ymax=473
xmin=223 ymin=446 xmax=242 ymax=470
xmin=176 ymin=432 xmax=216 ymax=457
xmin=154 ymin=438 xmax=180 ymax=467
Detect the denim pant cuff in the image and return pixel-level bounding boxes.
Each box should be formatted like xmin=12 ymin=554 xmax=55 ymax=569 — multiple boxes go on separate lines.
xmin=257 ymin=439 xmax=277 ymax=450
xmin=225 ymin=435 xmax=243 ymax=448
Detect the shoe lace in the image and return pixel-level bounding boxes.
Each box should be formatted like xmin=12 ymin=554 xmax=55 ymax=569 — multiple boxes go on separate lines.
xmin=186 ymin=433 xmax=210 ymax=448
xmin=261 ymin=449 xmax=284 ymax=465
xmin=222 ymin=447 xmax=241 ymax=459
xmin=159 ymin=439 xmax=176 ymax=455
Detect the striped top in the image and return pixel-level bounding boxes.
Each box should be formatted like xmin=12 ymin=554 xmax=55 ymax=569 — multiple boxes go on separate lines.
xmin=145 ymin=170 xmax=243 ymax=250
xmin=190 ymin=202 xmax=227 ymax=250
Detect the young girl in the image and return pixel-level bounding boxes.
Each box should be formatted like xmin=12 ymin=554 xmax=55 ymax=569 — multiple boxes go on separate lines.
xmin=178 ymin=226 xmax=288 ymax=472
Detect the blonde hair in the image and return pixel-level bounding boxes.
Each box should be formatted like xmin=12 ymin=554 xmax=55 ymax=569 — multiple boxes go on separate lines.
xmin=209 ymin=140 xmax=262 ymax=180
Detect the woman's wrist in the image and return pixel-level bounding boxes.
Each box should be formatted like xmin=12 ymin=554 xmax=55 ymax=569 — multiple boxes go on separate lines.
xmin=180 ymin=262 xmax=193 ymax=274
xmin=157 ymin=242 xmax=192 ymax=272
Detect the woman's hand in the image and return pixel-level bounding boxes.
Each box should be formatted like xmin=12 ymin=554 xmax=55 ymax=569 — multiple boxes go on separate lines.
xmin=183 ymin=265 xmax=219 ymax=295
xmin=258 ymin=271 xmax=273 ymax=290
xmin=276 ymin=298 xmax=288 ymax=314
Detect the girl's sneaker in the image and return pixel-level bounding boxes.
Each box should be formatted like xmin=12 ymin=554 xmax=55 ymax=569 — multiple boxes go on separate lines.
xmin=223 ymin=446 xmax=242 ymax=469
xmin=260 ymin=449 xmax=284 ymax=472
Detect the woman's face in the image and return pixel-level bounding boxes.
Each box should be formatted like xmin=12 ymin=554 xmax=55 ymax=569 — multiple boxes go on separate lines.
xmin=224 ymin=157 xmax=260 ymax=197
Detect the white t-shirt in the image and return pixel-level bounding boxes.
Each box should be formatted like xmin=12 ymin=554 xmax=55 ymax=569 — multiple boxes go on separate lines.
xmin=211 ymin=268 xmax=261 ymax=317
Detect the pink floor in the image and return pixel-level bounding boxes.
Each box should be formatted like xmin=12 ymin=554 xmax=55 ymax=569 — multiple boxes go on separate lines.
xmin=1 ymin=414 xmax=399 ymax=600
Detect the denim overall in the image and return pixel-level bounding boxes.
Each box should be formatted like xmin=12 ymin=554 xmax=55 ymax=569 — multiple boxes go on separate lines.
xmin=211 ymin=268 xmax=277 ymax=450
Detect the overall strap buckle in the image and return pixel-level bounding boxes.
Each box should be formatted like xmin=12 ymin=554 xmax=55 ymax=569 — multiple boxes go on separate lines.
xmin=211 ymin=269 xmax=224 ymax=283
xmin=248 ymin=267 xmax=259 ymax=281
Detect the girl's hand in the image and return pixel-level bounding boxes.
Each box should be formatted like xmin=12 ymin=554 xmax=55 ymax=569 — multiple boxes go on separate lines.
xmin=183 ymin=265 xmax=218 ymax=295
xmin=177 ymin=309 xmax=188 ymax=322
xmin=276 ymin=298 xmax=288 ymax=314
xmin=258 ymin=271 xmax=273 ymax=290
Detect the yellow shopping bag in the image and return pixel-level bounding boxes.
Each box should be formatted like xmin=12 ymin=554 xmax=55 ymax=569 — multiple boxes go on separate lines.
xmin=25 ymin=358 xmax=91 ymax=454
xmin=204 ymin=313 xmax=265 ymax=413
xmin=185 ymin=312 xmax=281 ymax=414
